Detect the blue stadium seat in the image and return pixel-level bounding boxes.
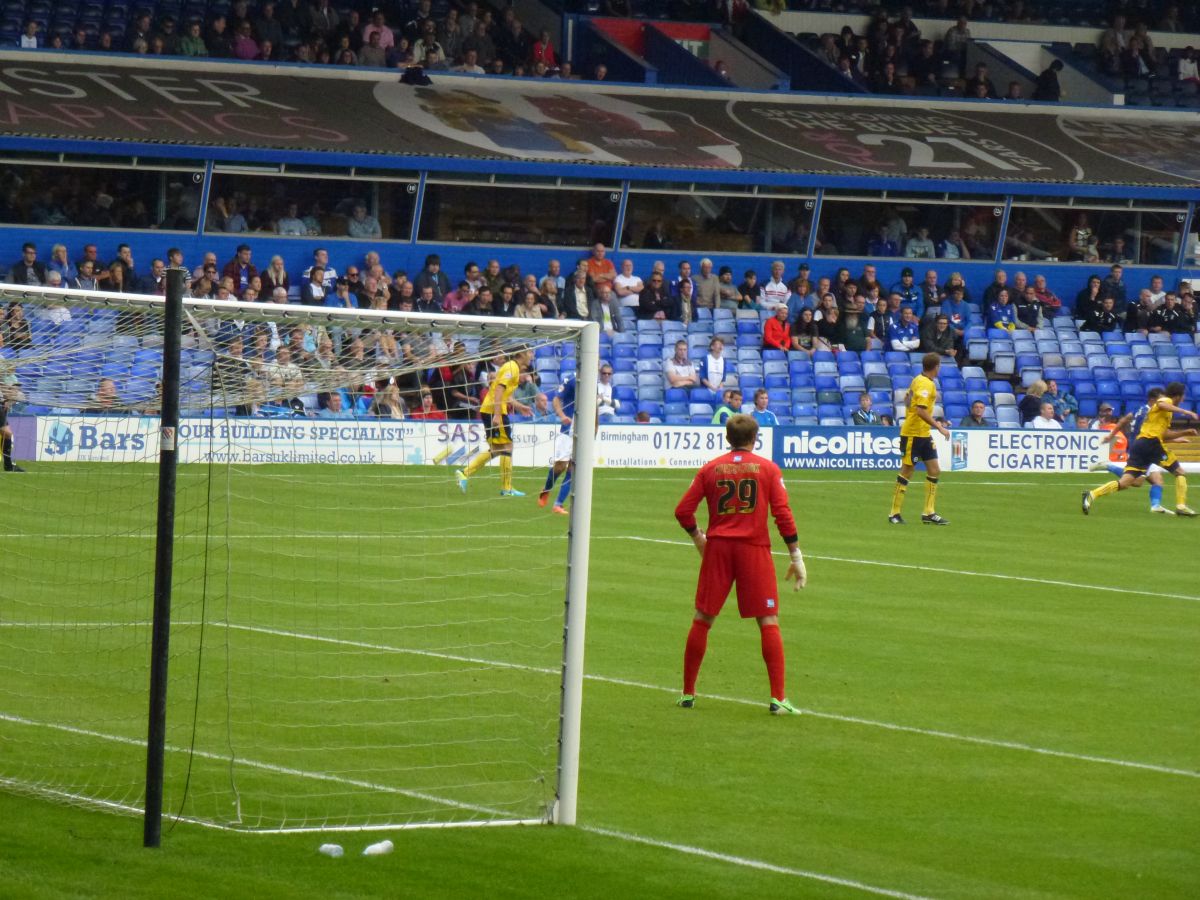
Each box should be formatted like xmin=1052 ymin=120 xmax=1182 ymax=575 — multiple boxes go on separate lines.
xmin=768 ymin=388 xmax=790 ymax=406
xmin=764 ymin=374 xmax=789 ymax=389
xmin=792 ymin=402 xmax=817 ymax=418
xmin=689 ymin=403 xmax=713 ymax=417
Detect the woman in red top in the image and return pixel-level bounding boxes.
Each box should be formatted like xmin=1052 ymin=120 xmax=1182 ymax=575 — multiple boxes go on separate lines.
xmin=762 ymin=304 xmax=792 ymax=352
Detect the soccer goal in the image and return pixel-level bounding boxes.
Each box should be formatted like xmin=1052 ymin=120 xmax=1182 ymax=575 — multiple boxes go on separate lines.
xmin=0 ymin=277 xmax=599 ymax=837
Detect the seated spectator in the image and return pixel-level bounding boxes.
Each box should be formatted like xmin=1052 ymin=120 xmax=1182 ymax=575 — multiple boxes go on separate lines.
xmin=866 ymin=225 xmax=899 ymax=257
xmin=262 ymin=256 xmax=289 ymax=295
xmin=959 ymin=400 xmax=992 ymax=428
xmin=711 ymin=388 xmax=741 ymax=426
xmin=1151 ymin=293 xmax=1189 ymax=333
xmin=1125 ymin=289 xmax=1157 ymax=333
xmin=760 ymin=260 xmax=790 ymax=311
xmin=1179 ymin=47 xmax=1199 ymax=84
xmin=965 ymin=63 xmax=997 ymax=98
xmin=596 ymin=365 xmax=618 ymax=417
xmin=675 ymin=278 xmax=695 ymax=326
xmin=905 ymin=227 xmax=936 ymax=259
xmin=513 ymin=290 xmax=543 ymax=319
xmin=301 ymin=265 xmax=327 ymax=305
xmin=763 ymin=305 xmax=792 ymax=352
xmin=852 ymin=392 xmax=889 ymax=426
xmin=664 ymin=340 xmax=699 ymax=388
xmin=637 ymin=271 xmax=672 ymax=321
xmin=369 ymin=381 xmax=406 ymax=419
xmin=1004 ymin=82 xmax=1024 ymax=101
xmin=888 ymin=307 xmax=921 ymax=351
xmin=737 ymin=269 xmax=761 ymax=309
xmin=815 ymin=306 xmax=841 ymax=351
xmin=590 ymin=283 xmax=624 ymax=334
xmin=890 ymin=267 xmax=923 ymax=319
xmin=413 ymin=253 xmax=450 ymax=304
xmin=90 ymin=377 xmax=122 ymax=412
xmin=940 ymin=285 xmax=970 ymax=344
xmin=180 ymin=21 xmax=207 ymax=55
xmin=232 ymin=20 xmax=259 ymax=59
xmin=839 ymin=305 xmax=871 ymax=353
xmin=9 ymin=242 xmax=46 ymax=285
xmin=1033 ymin=60 xmax=1064 ymax=101
xmin=692 ymin=258 xmax=720 ymax=311
xmin=1045 ymin=379 xmax=1078 ymax=420
xmin=937 ymin=228 xmax=970 ymax=260
xmin=347 ymin=202 xmax=382 ymax=238
xmin=48 ymin=244 xmax=76 ymax=282
xmin=613 ymin=258 xmax=643 ymax=301
xmin=1031 ymin=274 xmax=1061 ymax=312
xmin=222 ymin=244 xmax=256 ymax=298
xmin=584 ymin=242 xmax=616 ymax=294
xmin=1015 ymin=285 xmax=1042 ymax=332
xmin=698 ymin=337 xmax=728 ymax=393
xmin=717 ymin=265 xmax=740 ymax=310
xmin=920 ymin=314 xmax=957 ymax=359
xmin=987 ymin=289 xmax=1017 ymax=332
xmin=563 ymin=269 xmax=595 ymax=320
xmin=1099 ymin=264 xmax=1128 ymax=311
xmin=318 ymin=392 xmax=353 ymax=419
xmin=1030 ymin=401 xmax=1062 ymax=430
xmin=1018 ymin=380 xmax=1047 ymax=424
xmin=275 ymin=202 xmax=307 ymax=236
xmin=750 ymin=388 xmax=778 ymax=426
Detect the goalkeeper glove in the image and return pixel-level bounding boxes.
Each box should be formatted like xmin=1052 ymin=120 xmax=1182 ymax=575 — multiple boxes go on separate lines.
xmin=785 ymin=548 xmax=807 ymax=591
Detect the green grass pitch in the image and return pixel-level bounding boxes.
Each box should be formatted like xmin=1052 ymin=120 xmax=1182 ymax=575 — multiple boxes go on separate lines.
xmin=0 ymin=463 xmax=1197 ymax=899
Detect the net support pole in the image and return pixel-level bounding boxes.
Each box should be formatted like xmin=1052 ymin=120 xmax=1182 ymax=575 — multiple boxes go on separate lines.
xmin=554 ymin=321 xmax=601 ymax=826
xmin=143 ymin=267 xmax=186 ymax=848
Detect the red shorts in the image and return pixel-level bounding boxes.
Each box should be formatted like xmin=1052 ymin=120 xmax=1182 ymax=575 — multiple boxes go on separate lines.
xmin=694 ymin=539 xmax=780 ymax=619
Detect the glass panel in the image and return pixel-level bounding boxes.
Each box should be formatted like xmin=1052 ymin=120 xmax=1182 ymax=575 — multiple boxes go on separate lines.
xmin=1187 ymin=227 xmax=1199 ymax=267
xmin=205 ymin=173 xmax=416 ymax=240
xmin=1005 ymin=206 xmax=1185 ymax=265
xmin=814 ymin=199 xmax=1000 ymax=260
xmin=621 ymin=192 xmax=815 ymax=254
xmin=0 ymin=163 xmax=200 ymax=231
xmin=418 ymin=184 xmax=618 ymax=247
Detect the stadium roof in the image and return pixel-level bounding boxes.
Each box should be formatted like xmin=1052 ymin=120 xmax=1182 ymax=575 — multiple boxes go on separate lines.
xmin=0 ymin=51 xmax=1198 ymax=190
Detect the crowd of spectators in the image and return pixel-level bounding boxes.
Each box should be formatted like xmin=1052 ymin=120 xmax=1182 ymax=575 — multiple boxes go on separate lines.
xmin=3 ymin=236 xmax=1195 ymax=426
xmin=11 ymin=0 xmax=612 ymax=80
xmin=803 ymin=4 xmax=1198 ymax=102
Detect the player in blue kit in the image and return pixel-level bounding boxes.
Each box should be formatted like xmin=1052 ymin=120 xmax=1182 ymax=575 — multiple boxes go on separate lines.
xmin=538 ymin=371 xmax=576 ymax=515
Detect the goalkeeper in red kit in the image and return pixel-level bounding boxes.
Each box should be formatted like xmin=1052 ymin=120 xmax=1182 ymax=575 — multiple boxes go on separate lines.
xmin=674 ymin=413 xmax=807 ymax=715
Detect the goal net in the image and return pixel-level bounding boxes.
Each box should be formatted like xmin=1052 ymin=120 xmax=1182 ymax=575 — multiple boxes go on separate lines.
xmin=0 ymin=280 xmax=598 ymax=834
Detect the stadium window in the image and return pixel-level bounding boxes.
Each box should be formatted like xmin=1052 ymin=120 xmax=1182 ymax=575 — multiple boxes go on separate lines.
xmin=0 ymin=159 xmax=201 ymax=232
xmin=205 ymin=171 xmax=416 ymax=240
xmin=1005 ymin=204 xmax=1186 ymax=266
xmin=814 ymin=198 xmax=1000 ymax=261
xmin=621 ymin=188 xmax=815 ymax=254
xmin=417 ymin=182 xmax=619 ymax=248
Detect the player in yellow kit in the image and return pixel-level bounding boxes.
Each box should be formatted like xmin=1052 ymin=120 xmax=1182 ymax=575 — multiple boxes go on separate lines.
xmin=457 ymin=347 xmax=535 ymax=496
xmin=1083 ymin=381 xmax=1199 ymax=516
xmin=890 ymin=352 xmax=951 ymax=525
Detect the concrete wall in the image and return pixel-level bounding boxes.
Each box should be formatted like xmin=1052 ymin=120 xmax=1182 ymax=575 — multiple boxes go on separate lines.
xmin=983 ymin=39 xmax=1116 ymax=105
xmin=708 ymin=31 xmax=789 ymax=91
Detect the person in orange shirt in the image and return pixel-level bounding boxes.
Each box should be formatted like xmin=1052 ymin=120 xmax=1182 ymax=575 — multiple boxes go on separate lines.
xmin=584 ymin=243 xmax=616 ymax=294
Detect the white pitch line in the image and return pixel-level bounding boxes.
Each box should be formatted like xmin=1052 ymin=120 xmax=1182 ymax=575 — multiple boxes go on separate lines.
xmin=0 ymin=712 xmax=510 ymax=822
xmin=611 ymin=536 xmax=1200 ymax=605
xmin=2 ymin=619 xmax=1194 ymax=780
xmin=582 ymin=826 xmax=939 ymax=900
xmin=227 ymin=622 xmax=1198 ymax=780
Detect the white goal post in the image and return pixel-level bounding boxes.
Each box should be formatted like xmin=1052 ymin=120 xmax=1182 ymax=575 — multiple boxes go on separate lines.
xmin=0 ymin=280 xmax=599 ymax=834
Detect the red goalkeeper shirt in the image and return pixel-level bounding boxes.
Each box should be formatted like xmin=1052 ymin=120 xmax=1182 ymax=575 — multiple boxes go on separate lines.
xmin=675 ymin=449 xmax=797 ymax=547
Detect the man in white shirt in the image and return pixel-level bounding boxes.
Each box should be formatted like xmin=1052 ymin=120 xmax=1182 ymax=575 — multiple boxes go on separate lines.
xmin=613 ymin=258 xmax=643 ymax=301
xmin=664 ymin=339 xmax=698 ymax=388
xmin=1030 ymin=402 xmax=1062 ymax=430
xmin=760 ymin=260 xmax=790 ymax=311
xmin=1147 ymin=275 xmax=1166 ymax=308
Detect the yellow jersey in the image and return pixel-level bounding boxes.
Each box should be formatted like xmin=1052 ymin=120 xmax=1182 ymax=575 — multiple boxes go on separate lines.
xmin=480 ymin=359 xmax=521 ymax=415
xmin=1137 ymin=396 xmax=1174 ymax=441
xmin=901 ymin=374 xmax=937 ymax=438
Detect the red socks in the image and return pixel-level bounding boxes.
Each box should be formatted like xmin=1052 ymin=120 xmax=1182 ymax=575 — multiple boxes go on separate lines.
xmin=682 ymin=619 xmax=711 ymax=696
xmin=760 ymin=623 xmax=786 ymax=701
xmin=683 ymin=619 xmax=786 ymax=700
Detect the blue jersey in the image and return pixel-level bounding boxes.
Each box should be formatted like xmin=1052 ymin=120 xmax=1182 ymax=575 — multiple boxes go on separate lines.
xmin=555 ymin=373 xmax=577 ymax=434
xmin=1129 ymin=403 xmax=1150 ymax=438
